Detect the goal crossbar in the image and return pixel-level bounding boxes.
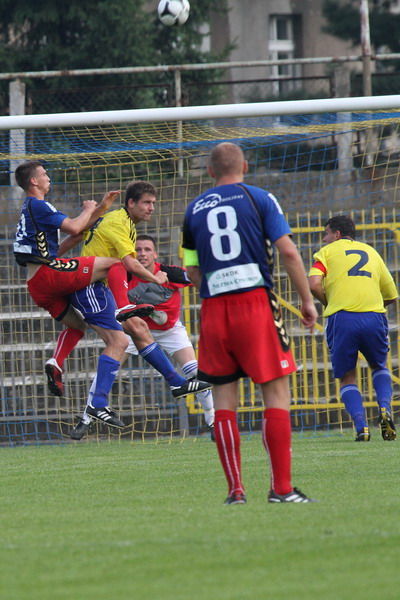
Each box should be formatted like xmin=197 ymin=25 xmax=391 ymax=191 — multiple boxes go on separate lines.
xmin=1 ymin=94 xmax=399 ymax=130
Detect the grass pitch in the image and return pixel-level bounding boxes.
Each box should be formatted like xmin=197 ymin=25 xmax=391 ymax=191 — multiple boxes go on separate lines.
xmin=1 ymin=432 xmax=399 ymax=600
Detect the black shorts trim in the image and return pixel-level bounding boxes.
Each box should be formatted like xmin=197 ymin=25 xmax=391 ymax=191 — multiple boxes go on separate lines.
xmin=197 ymin=368 xmax=247 ymax=385
xmin=54 ymin=301 xmax=71 ymax=322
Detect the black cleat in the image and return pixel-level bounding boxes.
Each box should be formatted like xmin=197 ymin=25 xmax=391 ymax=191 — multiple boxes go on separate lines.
xmin=224 ymin=492 xmax=247 ymax=505
xmin=355 ymin=427 xmax=371 ymax=442
xmin=207 ymin=423 xmax=216 ymax=442
xmin=379 ymin=408 xmax=396 ymax=441
xmin=171 ymin=379 xmax=212 ymax=399
xmin=268 ymin=487 xmax=317 ymax=503
xmin=115 ymin=303 xmax=154 ymax=323
xmin=45 ymin=358 xmax=63 ymax=397
xmin=86 ymin=405 xmax=124 ymax=429
xmin=70 ymin=418 xmax=92 ymax=440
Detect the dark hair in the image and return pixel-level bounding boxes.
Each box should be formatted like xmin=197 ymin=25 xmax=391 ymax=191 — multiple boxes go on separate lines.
xmin=124 ymin=181 xmax=157 ymax=207
xmin=325 ymin=215 xmax=356 ymax=239
xmin=15 ymin=161 xmax=43 ymax=192
xmin=136 ymin=234 xmax=157 ymax=250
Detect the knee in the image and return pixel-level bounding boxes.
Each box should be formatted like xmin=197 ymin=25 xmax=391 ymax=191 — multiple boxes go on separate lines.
xmin=123 ymin=317 xmax=150 ymax=340
xmin=115 ymin=332 xmax=129 ymax=353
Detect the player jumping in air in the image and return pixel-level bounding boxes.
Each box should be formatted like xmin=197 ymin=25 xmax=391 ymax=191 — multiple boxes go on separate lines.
xmin=13 ymin=160 xmax=131 ymax=428
xmin=44 ymin=180 xmax=212 ymax=437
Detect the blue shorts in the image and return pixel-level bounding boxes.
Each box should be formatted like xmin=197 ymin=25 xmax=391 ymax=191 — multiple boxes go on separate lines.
xmin=325 ymin=310 xmax=389 ymax=378
xmin=69 ymin=282 xmax=123 ymax=331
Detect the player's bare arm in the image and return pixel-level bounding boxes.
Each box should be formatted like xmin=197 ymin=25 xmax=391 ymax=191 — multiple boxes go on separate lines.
xmin=58 ymin=233 xmax=84 ymax=256
xmin=308 ymin=274 xmax=328 ymax=306
xmin=60 ymin=199 xmax=98 ymax=236
xmin=84 ymin=190 xmax=122 ymax=230
xmin=186 ymin=265 xmax=202 ymax=290
xmin=275 ymin=234 xmax=318 ymax=330
xmin=384 ymin=297 xmax=397 ymax=307
xmin=58 ymin=191 xmax=121 ymax=256
xmin=122 ymin=254 xmax=168 ymax=285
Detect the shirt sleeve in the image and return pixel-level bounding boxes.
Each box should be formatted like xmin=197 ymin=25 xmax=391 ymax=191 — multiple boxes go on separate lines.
xmin=35 ymin=200 xmax=67 ymax=230
xmin=309 ymin=260 xmax=327 ymax=276
xmin=160 ymin=264 xmax=192 ymax=287
xmin=379 ymin=262 xmax=398 ymax=301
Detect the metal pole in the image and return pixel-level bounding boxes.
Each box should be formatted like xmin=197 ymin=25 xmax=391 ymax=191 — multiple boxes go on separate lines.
xmin=360 ymin=0 xmax=372 ymax=97
xmin=174 ymin=70 xmax=184 ymax=178
xmin=9 ymin=79 xmax=26 ymax=209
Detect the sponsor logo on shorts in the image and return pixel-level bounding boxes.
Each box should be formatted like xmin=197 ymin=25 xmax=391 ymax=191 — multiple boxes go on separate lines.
xmin=48 ymin=258 xmax=79 ymax=272
xmin=267 ymin=289 xmax=290 ymax=352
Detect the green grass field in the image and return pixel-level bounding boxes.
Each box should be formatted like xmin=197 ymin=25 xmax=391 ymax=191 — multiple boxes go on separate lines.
xmin=1 ymin=431 xmax=399 ymax=600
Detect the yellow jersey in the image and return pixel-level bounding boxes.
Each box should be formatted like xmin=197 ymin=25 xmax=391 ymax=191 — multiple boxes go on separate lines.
xmin=309 ymin=238 xmax=398 ymax=317
xmin=81 ymin=207 xmax=136 ymax=259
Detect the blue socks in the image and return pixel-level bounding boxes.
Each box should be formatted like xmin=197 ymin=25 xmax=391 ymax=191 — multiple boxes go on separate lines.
xmin=91 ymin=354 xmax=120 ymax=408
xmin=340 ymin=384 xmax=368 ymax=432
xmin=139 ymin=343 xmax=186 ymax=387
xmin=372 ymin=368 xmax=392 ymax=412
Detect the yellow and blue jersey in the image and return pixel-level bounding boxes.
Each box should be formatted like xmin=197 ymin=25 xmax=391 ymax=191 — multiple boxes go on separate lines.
xmin=309 ymin=238 xmax=398 ymax=316
xmin=82 ymin=207 xmax=136 ymax=259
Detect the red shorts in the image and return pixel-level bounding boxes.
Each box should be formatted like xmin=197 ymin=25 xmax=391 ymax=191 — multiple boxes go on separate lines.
xmin=27 ymin=256 xmax=95 ymax=320
xmin=197 ymin=288 xmax=296 ymax=384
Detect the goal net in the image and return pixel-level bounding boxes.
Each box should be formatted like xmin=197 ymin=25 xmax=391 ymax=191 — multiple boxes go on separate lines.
xmin=1 ymin=95 xmax=399 ymax=445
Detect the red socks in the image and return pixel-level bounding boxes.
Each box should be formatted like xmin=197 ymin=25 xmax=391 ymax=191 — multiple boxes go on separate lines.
xmin=214 ymin=410 xmax=244 ymax=495
xmin=53 ymin=328 xmax=84 ymax=368
xmin=214 ymin=408 xmax=293 ymax=497
xmin=262 ymin=408 xmax=292 ymax=495
xmin=107 ymin=262 xmax=129 ymax=308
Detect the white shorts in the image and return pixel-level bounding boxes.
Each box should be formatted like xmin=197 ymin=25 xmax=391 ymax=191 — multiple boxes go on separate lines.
xmin=126 ymin=320 xmax=193 ymax=357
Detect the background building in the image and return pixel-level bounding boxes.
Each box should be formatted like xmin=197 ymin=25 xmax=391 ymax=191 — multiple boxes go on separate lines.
xmin=210 ymin=0 xmax=362 ymax=102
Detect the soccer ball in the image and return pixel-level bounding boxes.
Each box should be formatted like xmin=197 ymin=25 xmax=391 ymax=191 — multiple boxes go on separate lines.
xmin=158 ymin=0 xmax=190 ymax=27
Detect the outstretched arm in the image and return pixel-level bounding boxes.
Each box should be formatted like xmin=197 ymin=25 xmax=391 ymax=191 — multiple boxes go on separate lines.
xmin=58 ymin=190 xmax=121 ymax=256
xmin=275 ymin=234 xmax=318 ymax=331
xmin=84 ymin=190 xmax=122 ymax=230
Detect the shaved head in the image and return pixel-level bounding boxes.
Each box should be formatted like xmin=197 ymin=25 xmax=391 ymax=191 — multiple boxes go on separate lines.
xmin=209 ymin=142 xmax=246 ymax=179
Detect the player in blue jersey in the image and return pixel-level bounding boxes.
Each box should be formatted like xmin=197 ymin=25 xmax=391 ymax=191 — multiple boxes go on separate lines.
xmin=13 ymin=160 xmax=130 ymax=428
xmin=309 ymin=215 xmax=398 ymax=441
xmin=31 ymin=177 xmax=212 ymax=439
xmin=182 ymin=142 xmax=318 ymax=504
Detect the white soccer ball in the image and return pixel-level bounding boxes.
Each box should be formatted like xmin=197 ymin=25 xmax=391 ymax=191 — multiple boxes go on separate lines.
xmin=158 ymin=0 xmax=190 ymax=27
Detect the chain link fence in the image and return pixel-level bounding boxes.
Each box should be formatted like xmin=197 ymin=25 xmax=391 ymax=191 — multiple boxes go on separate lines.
xmin=1 ymin=61 xmax=400 ymax=116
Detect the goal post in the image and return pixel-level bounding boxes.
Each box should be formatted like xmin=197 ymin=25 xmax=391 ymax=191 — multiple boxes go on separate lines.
xmin=1 ymin=94 xmax=400 ymax=445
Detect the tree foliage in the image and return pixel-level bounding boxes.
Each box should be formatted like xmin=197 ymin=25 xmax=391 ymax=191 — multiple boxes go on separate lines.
xmin=0 ymin=0 xmax=230 ymax=110
xmin=323 ymin=0 xmax=400 ymax=53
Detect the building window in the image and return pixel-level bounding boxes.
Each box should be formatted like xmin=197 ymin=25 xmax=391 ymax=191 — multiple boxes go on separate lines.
xmin=269 ymin=15 xmax=301 ymax=96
